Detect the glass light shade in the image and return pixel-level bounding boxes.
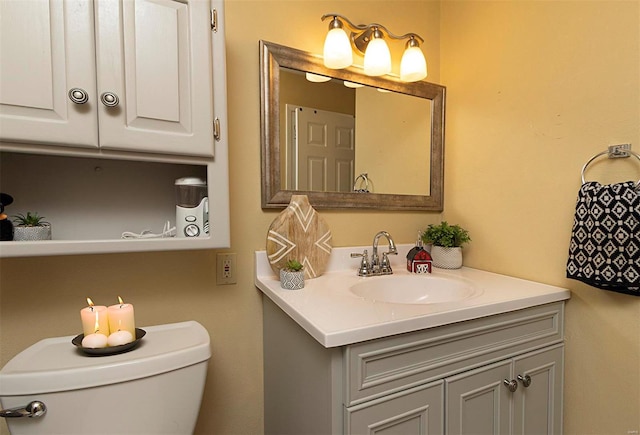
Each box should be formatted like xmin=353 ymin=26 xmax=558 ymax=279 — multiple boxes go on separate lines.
xmin=343 ymin=81 xmax=364 ymax=88
xmin=323 ymin=27 xmax=353 ymax=69
xmin=306 ymin=72 xmax=331 ymax=83
xmin=400 ymin=45 xmax=427 ymax=82
xmin=363 ymin=37 xmax=391 ymax=76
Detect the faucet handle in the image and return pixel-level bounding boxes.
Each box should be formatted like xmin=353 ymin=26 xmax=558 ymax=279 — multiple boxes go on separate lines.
xmin=351 ymin=249 xmax=371 ymax=276
xmin=380 ymin=252 xmax=393 ymax=275
xmin=350 ymin=249 xmax=368 ymax=259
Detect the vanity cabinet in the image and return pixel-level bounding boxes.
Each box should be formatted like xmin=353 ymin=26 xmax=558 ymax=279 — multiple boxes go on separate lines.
xmin=263 ymin=298 xmax=564 ymax=435
xmin=0 ymin=0 xmax=216 ymax=157
xmin=446 ymin=345 xmax=563 ymax=435
xmin=346 ymin=381 xmax=444 ymax=434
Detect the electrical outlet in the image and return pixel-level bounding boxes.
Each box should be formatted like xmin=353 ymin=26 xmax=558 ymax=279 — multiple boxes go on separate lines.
xmin=216 ymin=253 xmax=237 ymax=285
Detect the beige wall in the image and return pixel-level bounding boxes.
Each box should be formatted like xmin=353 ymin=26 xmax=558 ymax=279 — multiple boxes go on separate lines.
xmin=0 ymin=2 xmax=442 ymax=434
xmin=2 ymin=1 xmax=638 ymax=434
xmin=356 ymin=87 xmax=432 ymax=195
xmin=440 ymin=1 xmax=640 ymax=433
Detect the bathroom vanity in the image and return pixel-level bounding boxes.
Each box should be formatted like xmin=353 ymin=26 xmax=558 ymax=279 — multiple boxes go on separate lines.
xmin=255 ymin=246 xmax=570 ymax=435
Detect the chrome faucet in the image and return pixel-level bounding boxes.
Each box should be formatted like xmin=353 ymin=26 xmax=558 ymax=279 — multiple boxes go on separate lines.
xmin=351 ymin=231 xmax=398 ymax=276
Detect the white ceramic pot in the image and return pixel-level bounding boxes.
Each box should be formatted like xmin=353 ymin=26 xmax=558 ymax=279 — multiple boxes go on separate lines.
xmin=430 ymin=246 xmax=462 ymax=269
xmin=280 ymin=269 xmax=305 ymax=290
xmin=13 ymin=225 xmax=51 ymax=241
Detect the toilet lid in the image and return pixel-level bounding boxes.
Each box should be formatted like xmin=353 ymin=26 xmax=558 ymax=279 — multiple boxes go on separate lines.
xmin=0 ymin=321 xmax=211 ymax=395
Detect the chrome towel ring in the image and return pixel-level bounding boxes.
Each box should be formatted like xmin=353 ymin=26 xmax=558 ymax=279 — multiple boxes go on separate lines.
xmin=581 ymin=145 xmax=640 ymax=187
xmin=353 ymin=173 xmax=371 ymax=193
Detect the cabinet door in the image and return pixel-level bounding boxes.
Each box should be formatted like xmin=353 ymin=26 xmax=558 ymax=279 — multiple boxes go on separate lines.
xmin=95 ymin=0 xmax=214 ymax=157
xmin=0 ymin=0 xmax=99 ymax=148
xmin=346 ymin=381 xmax=444 ymax=435
xmin=513 ymin=345 xmax=564 ymax=435
xmin=446 ymin=360 xmax=512 ymax=435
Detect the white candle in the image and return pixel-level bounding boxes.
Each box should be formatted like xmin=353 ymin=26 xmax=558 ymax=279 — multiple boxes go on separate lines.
xmin=82 ymin=333 xmax=108 ymax=348
xmin=107 ymin=296 xmax=136 ymax=338
xmin=107 ymin=330 xmax=134 ymax=346
xmin=80 ymin=298 xmax=109 ymax=337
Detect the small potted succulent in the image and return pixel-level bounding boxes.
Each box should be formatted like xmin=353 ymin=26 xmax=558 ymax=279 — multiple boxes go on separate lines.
xmin=421 ymin=221 xmax=470 ymax=269
xmin=12 ymin=212 xmax=52 ymax=241
xmin=280 ymin=259 xmax=305 ymax=290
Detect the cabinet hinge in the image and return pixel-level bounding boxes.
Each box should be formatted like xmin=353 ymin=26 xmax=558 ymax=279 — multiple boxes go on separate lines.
xmin=213 ymin=118 xmax=221 ymax=141
xmin=211 ymin=9 xmax=218 ymax=32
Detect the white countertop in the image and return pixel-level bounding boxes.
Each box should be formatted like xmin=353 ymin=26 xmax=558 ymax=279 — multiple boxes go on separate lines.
xmin=255 ymin=245 xmax=571 ymax=348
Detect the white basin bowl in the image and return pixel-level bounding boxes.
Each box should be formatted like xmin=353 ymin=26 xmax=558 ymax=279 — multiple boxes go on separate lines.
xmin=350 ymin=274 xmax=481 ymax=304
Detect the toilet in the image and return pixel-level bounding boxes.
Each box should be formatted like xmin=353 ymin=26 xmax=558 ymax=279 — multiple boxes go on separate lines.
xmin=0 ymin=321 xmax=210 ymax=435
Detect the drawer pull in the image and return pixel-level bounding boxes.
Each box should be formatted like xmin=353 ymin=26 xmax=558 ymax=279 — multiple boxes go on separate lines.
xmin=503 ymin=379 xmax=518 ymax=392
xmin=517 ymin=374 xmax=532 ymax=387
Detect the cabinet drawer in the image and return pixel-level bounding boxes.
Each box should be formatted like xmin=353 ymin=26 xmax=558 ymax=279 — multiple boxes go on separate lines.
xmin=344 ymin=302 xmax=564 ymax=405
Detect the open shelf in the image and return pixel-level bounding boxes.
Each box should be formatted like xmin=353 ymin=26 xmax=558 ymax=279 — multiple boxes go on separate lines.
xmin=0 ymin=152 xmax=228 ymax=257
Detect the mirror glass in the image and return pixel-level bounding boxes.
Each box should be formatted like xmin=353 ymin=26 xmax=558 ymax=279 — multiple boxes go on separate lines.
xmin=260 ymin=40 xmax=445 ymax=210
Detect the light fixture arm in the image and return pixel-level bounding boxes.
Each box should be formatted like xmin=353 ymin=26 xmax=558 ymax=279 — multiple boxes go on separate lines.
xmin=321 ymin=13 xmax=424 ymax=55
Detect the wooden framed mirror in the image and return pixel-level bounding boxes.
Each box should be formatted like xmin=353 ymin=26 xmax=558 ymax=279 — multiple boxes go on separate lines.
xmin=260 ymin=40 xmax=445 ymax=211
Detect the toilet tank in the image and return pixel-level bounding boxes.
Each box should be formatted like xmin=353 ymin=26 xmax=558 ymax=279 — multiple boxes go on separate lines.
xmin=0 ymin=321 xmax=210 ymax=435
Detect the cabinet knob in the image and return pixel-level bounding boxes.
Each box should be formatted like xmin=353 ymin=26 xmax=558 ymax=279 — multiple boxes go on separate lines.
xmin=100 ymin=92 xmax=120 ymax=107
xmin=503 ymin=379 xmax=518 ymax=392
xmin=517 ymin=374 xmax=532 ymax=387
xmin=68 ymin=88 xmax=89 ymax=105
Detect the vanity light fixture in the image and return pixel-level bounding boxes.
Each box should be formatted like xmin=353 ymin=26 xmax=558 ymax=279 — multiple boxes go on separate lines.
xmin=321 ymin=13 xmax=428 ymax=82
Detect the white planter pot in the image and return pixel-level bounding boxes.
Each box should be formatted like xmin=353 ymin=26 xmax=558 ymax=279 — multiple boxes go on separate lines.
xmin=13 ymin=225 xmax=51 ymax=241
xmin=280 ymin=269 xmax=305 ymax=290
xmin=430 ymin=246 xmax=462 ymax=269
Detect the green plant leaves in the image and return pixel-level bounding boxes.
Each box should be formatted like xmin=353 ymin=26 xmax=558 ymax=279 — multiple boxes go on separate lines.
xmin=12 ymin=211 xmax=49 ymax=227
xmin=421 ymin=221 xmax=471 ymax=248
xmin=284 ymin=259 xmax=304 ymax=272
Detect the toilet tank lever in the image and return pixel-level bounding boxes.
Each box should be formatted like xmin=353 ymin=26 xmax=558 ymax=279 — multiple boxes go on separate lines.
xmin=0 ymin=401 xmax=47 ymax=418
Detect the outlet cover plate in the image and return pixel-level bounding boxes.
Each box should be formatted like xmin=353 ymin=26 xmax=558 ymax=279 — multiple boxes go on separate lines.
xmin=216 ymin=253 xmax=237 ymax=285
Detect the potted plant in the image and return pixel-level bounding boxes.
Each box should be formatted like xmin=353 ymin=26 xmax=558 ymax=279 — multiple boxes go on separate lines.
xmin=421 ymin=221 xmax=470 ymax=269
xmin=12 ymin=212 xmax=52 ymax=241
xmin=280 ymin=259 xmax=305 ymax=290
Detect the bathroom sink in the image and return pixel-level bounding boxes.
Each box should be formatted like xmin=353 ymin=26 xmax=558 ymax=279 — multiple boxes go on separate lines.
xmin=350 ymin=274 xmax=481 ymax=305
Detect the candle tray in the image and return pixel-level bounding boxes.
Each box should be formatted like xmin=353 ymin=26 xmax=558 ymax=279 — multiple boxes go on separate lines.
xmin=72 ymin=328 xmax=146 ymax=356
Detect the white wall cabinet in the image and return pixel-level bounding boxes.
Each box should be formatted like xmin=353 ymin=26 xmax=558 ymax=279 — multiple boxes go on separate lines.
xmin=0 ymin=0 xmax=229 ymax=257
xmin=0 ymin=0 xmax=217 ymax=157
xmin=263 ymin=298 xmax=565 ymax=435
xmin=0 ymin=0 xmax=98 ymax=149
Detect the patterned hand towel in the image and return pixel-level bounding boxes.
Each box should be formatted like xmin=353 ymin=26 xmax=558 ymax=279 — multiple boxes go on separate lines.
xmin=566 ymin=181 xmax=639 ymax=296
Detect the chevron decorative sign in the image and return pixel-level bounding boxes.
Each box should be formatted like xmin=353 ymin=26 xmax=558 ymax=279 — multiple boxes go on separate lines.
xmin=266 ymin=195 xmax=332 ymax=279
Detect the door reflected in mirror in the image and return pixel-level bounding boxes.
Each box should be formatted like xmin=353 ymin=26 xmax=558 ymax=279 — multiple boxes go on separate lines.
xmin=280 ymin=68 xmax=431 ymax=195
xmin=260 ymin=40 xmax=445 ymax=211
